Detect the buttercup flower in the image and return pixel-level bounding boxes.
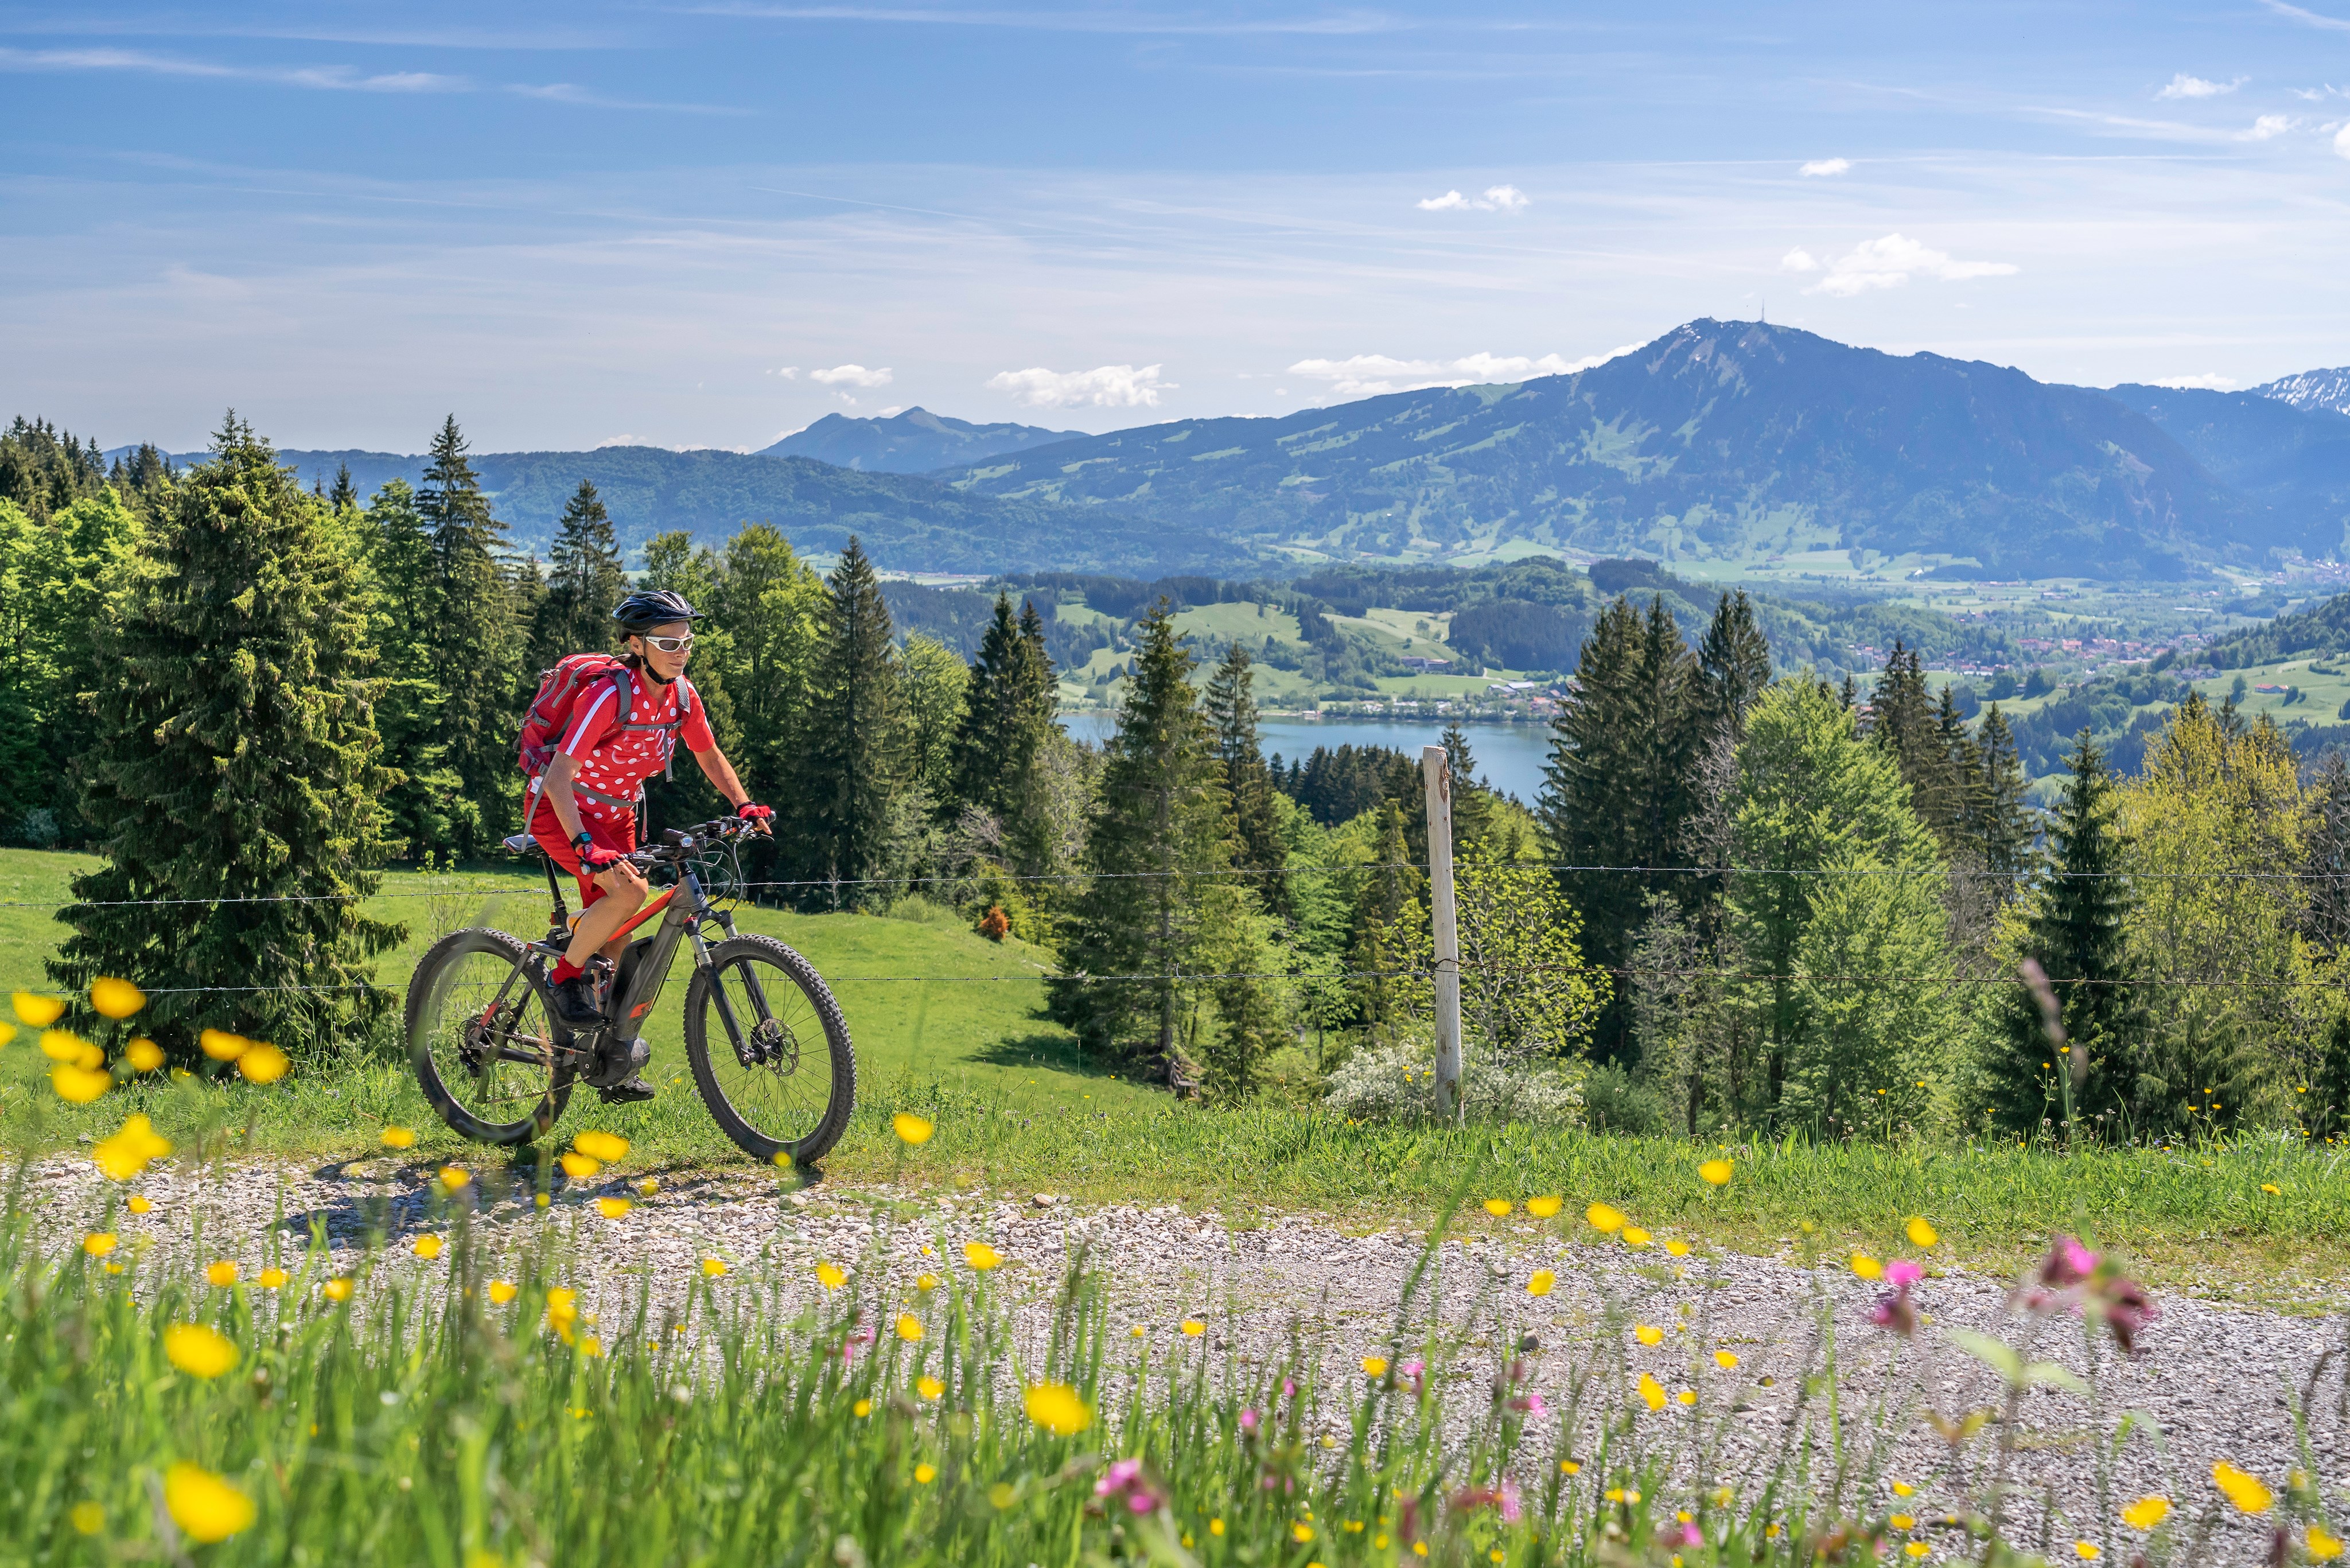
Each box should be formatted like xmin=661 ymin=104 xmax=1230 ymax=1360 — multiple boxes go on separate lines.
xmin=963 ymin=1242 xmax=1002 ymax=1271
xmin=380 ymin=1125 xmax=417 ymax=1149
xmin=323 ymin=1278 xmax=355 ymax=1303
xmin=895 ymin=1313 xmax=923 ymax=1342
xmin=1585 ymin=1203 xmax=1625 ymax=1234
xmin=237 ymin=1042 xmax=289 ymax=1084
xmin=1526 ymin=1195 xmax=1563 ymax=1217
xmin=164 ymin=1462 xmax=255 ymax=1543
xmin=51 ymin=1063 xmax=110 ymax=1103
xmin=892 ymin=1112 xmax=935 ymax=1145
xmin=125 ymin=1038 xmax=164 ymax=1072
xmin=815 ymin=1262 xmax=846 ymax=1290
xmin=92 ymin=1114 xmax=172 ymax=1181
xmin=164 ymin=1323 xmax=239 ymax=1378
xmin=701 ymin=1258 xmax=727 ymax=1278
xmin=1851 ymin=1254 xmax=1884 ymax=1281
xmin=199 ymin=1029 xmax=248 ymax=1062
xmin=1181 ymin=1319 xmax=1206 ymax=1337
xmin=1527 ymin=1269 xmax=1556 ymax=1297
xmin=1698 ymin=1158 xmax=1734 ymax=1186
xmin=257 ymin=1268 xmax=290 ymax=1289
xmin=2212 ymin=1462 xmax=2271 ymax=1514
xmin=916 ymin=1375 xmax=944 ymax=1400
xmin=83 ymin=1232 xmax=116 ymax=1256
xmin=1362 ymin=1356 xmax=1389 ymax=1378
xmin=489 ymin=1281 xmax=519 ymax=1304
xmin=205 ymin=1260 xmax=238 ymax=1287
xmin=12 ymin=990 xmax=65 ymax=1026
xmin=1636 ymin=1372 xmax=1667 ymax=1411
xmin=413 ymin=1235 xmax=444 ymax=1260
xmin=1714 ymin=1350 xmax=1740 ymax=1369
xmin=596 ymin=1197 xmax=631 ymax=1219
xmin=90 ymin=977 xmax=145 ymax=1019
xmin=1483 ymin=1199 xmax=1512 ymax=1217
xmin=573 ymin=1130 xmax=629 ymax=1162
xmin=1633 ymin=1324 xmax=1664 ymax=1345
xmin=1905 ymin=1217 xmax=1939 ymax=1248
xmin=561 ymin=1151 xmax=602 ymax=1179
xmin=1023 ymin=1382 xmax=1092 ymax=1436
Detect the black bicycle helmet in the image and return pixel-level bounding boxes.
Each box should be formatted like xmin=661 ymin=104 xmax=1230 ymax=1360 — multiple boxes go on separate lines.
xmin=612 ymin=589 xmax=705 ymax=635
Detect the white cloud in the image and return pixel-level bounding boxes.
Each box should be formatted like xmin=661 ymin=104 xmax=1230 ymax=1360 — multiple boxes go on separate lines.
xmin=810 ymin=363 xmax=892 ymax=387
xmin=1799 ymin=158 xmax=1851 ymax=177
xmin=0 ymin=45 xmax=463 ymax=91
xmin=769 ymin=366 xmax=799 ymax=379
xmin=1802 ymin=233 xmax=2020 ymax=297
xmin=1285 ymin=345 xmax=1637 ymax=399
xmin=1416 ymin=184 xmax=1531 ymax=213
xmin=2157 ymin=73 xmax=2245 ymax=99
xmin=1779 ymin=248 xmax=1821 ymax=274
xmin=2338 ymin=121 xmax=2350 ymax=158
xmin=2260 ymin=0 xmax=2350 ymax=32
xmin=2148 ymin=372 xmax=2240 ymax=389
xmin=986 ymin=363 xmax=1174 ymax=408
xmin=2246 ymin=113 xmax=2293 ymax=139
xmin=878 ymin=404 xmax=903 ymax=416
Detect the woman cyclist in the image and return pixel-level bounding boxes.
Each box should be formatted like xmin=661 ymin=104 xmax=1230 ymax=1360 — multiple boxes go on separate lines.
xmin=532 ymin=589 xmax=772 ymax=1099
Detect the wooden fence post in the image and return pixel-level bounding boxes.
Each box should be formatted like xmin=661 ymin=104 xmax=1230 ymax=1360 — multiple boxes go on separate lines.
xmin=1422 ymin=745 xmax=1464 ymax=1125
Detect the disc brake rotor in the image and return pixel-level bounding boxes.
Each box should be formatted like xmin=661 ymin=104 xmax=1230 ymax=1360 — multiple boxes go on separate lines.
xmin=741 ymin=1015 xmax=798 ymax=1073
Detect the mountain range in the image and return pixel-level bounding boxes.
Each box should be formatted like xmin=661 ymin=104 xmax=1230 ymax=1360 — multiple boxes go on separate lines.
xmin=114 ymin=321 xmax=2350 ymax=580
xmin=760 ymin=407 xmax=1082 ymax=472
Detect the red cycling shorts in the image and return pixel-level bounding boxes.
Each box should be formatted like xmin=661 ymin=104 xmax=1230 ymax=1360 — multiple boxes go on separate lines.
xmin=530 ymin=795 xmax=638 ymax=907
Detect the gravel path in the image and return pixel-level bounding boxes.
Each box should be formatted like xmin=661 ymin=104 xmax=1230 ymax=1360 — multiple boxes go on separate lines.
xmin=22 ymin=1152 xmax=2349 ymax=1564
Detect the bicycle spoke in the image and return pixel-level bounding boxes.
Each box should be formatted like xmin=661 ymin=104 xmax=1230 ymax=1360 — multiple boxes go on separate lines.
xmin=418 ymin=946 xmax=559 ymax=1133
xmin=704 ymin=955 xmax=835 ymax=1145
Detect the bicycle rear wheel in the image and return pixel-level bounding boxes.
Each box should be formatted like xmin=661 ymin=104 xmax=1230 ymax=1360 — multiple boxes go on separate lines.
xmin=406 ymin=928 xmax=575 ymax=1144
xmin=683 ymin=935 xmax=855 ymax=1165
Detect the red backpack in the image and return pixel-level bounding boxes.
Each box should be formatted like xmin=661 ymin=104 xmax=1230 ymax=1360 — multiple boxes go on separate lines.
xmin=517 ymin=654 xmax=686 ymax=780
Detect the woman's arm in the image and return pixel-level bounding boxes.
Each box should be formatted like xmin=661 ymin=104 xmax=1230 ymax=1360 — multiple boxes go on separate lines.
xmin=542 ymin=753 xmax=591 ymax=843
xmin=691 ymin=745 xmax=765 ymax=830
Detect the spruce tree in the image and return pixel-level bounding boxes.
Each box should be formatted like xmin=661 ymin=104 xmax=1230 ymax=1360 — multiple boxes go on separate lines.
xmin=328 ymin=463 xmax=357 ymax=514
xmin=1975 ymin=703 xmax=2036 ymax=900
xmin=1438 ymin=722 xmax=1496 ymax=850
xmin=948 ymin=593 xmax=1061 ymax=878
xmin=49 ymin=415 xmax=400 ymax=1055
xmin=364 ymin=480 xmax=473 ymax=858
xmin=1691 ymin=589 xmax=1771 ymax=744
xmin=1203 ymin=644 xmax=1288 ymax=913
xmin=1982 ymin=730 xmax=2138 ymax=1138
xmin=417 ymin=417 xmax=520 ymax=847
xmin=1867 ymin=643 xmax=1960 ymax=840
xmin=1344 ymin=799 xmax=1423 ymax=1037
xmin=1048 ymin=602 xmax=1231 ymax=1064
xmin=796 ymin=538 xmax=903 ymax=905
xmin=530 ymin=480 xmax=628 ymax=670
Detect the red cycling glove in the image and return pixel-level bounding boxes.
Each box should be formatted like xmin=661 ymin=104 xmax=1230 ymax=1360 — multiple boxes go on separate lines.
xmin=577 ymin=841 xmax=625 ymax=873
xmin=735 ymin=803 xmax=775 ymax=823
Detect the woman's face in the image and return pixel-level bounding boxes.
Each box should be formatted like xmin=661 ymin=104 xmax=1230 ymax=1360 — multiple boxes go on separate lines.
xmin=630 ymin=620 xmax=694 ymax=682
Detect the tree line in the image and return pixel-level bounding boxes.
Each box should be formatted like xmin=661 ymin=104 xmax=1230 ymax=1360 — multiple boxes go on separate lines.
xmin=8 ymin=412 xmax=2348 ymax=1142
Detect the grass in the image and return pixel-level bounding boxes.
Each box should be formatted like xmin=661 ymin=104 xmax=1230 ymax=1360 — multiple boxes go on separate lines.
xmin=6 ymin=848 xmax=2350 ymax=1304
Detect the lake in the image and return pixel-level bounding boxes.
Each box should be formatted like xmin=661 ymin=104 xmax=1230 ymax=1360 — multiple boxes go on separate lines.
xmin=1068 ymin=714 xmax=1556 ymax=804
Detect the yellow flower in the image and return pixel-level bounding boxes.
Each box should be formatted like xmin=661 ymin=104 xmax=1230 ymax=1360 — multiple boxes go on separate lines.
xmin=164 ymin=1462 xmax=255 ymax=1543
xmin=545 ymin=1287 xmax=579 ymax=1342
xmin=1714 ymin=1350 xmax=1739 ymax=1369
xmin=1527 ymin=1269 xmax=1556 ymax=1297
xmin=237 ymin=1042 xmax=289 ymax=1084
xmin=534 ymin=1193 xmax=551 ymax=1208
xmin=206 ymin=1260 xmax=239 ymax=1287
xmin=70 ymin=1500 xmax=104 ymax=1535
xmin=596 ymin=1197 xmax=631 ymax=1219
xmin=1362 ymin=1356 xmax=1389 ymax=1377
xmin=1636 ymin=1372 xmax=1667 ymax=1411
xmin=83 ymin=1231 xmax=117 ymax=1256
xmin=12 ymin=990 xmax=64 ymax=1026
xmin=1664 ymin=1238 xmax=1691 ymax=1257
xmin=701 ymin=1258 xmax=727 ymax=1278
xmin=916 ymin=1375 xmax=944 ymax=1400
xmin=1676 ymin=1388 xmax=1697 ymax=1406
xmin=2309 ymin=1527 xmax=2345 ymax=1562
xmin=92 ymin=1113 xmax=172 ymax=1181
xmin=1129 ymin=1324 xmax=1145 ymax=1338
xmin=1560 ymin=1460 xmax=1581 ymax=1475
xmin=914 ymin=1463 xmax=937 ymax=1484
xmin=323 ymin=1278 xmax=354 ymax=1303
xmin=1292 ymin=1522 xmax=1314 ymax=1543
xmin=257 ymin=1269 xmax=290 ymax=1289
xmin=1905 ymin=1546 xmax=1931 ymax=1561
xmin=164 ymin=1322 xmax=239 ymax=1379
xmin=0 ymin=1020 xmax=13 ymax=1045
xmin=1527 ymin=1195 xmax=1563 ymax=1217
xmin=1698 ymin=1158 xmax=1734 ymax=1186
xmin=1851 ymin=1254 xmax=1883 ymax=1281
xmin=895 ymin=1313 xmax=924 ymax=1342
xmin=1022 ymin=1382 xmax=1092 ymax=1435
xmin=1892 ymin=1482 xmax=1915 ymax=1497
xmin=413 ymin=1235 xmax=444 ymax=1260
xmin=1209 ymin=1518 xmax=1225 ymax=1536
xmin=1890 ymin=1513 xmax=1916 ymax=1530
xmin=380 ymin=1125 xmax=417 ymax=1149
xmin=489 ymin=1281 xmax=518 ymax=1304
xmin=438 ymin=1165 xmax=471 ymax=1189
xmin=636 ymin=1178 xmax=658 ymax=1196
xmin=854 ymin=1398 xmax=872 ymax=1417
xmin=126 ymin=1038 xmax=164 ymax=1072
xmin=42 ymin=1028 xmax=88 ymax=1062
xmin=1586 ymin=1202 xmax=1625 ymax=1234
xmin=816 ymin=1261 xmax=847 ymax=1290
xmin=893 ymin=1112 xmax=935 ymax=1145
xmin=560 ymin=1151 xmax=602 ymax=1179
xmin=963 ymin=1242 xmax=1002 ymax=1271
xmin=2120 ymin=1496 xmax=2170 ymax=1531
xmin=199 ymin=1029 xmax=249 ymax=1061
xmin=582 ymin=1336 xmax=604 ymax=1358
xmin=1621 ymin=1226 xmax=1651 ymax=1247
xmin=916 ymin=1271 xmax=940 ymax=1291
xmin=2075 ymin=1543 xmax=2100 ymax=1561
xmin=2261 ymin=1182 xmax=2280 ymax=1195
xmin=2212 ymin=1462 xmax=2272 ymax=1514
xmin=1483 ymin=1198 xmax=1513 ymax=1217
xmin=1633 ymin=1324 xmax=1664 ymax=1345
xmin=89 ymin=976 xmax=146 ymax=1019
xmin=1905 ymin=1217 xmax=1939 ymax=1248
xmin=1181 ymin=1319 xmax=1205 ymax=1337
xmin=573 ymin=1130 xmax=629 ymax=1162
xmin=990 ymin=1483 xmax=1018 ymax=1511
xmin=50 ymin=1063 xmax=110 ymax=1103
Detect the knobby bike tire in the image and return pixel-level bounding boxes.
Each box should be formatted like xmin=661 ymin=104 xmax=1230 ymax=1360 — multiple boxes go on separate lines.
xmin=682 ymin=934 xmax=856 ymax=1166
xmin=406 ymin=927 xmax=575 ymax=1145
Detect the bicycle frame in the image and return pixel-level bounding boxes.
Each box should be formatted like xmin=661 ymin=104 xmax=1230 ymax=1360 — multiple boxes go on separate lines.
xmin=569 ymin=836 xmax=783 ymax=1072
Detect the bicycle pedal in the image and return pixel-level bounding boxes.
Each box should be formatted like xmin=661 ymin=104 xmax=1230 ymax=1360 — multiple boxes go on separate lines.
xmin=585 ymin=1036 xmax=650 ymax=1088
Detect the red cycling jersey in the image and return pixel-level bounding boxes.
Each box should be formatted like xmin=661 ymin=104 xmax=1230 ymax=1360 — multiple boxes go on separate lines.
xmin=529 ymin=669 xmax=715 ymax=901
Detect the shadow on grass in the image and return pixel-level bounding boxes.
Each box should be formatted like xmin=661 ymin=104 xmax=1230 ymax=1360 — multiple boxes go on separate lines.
xmin=969 ymin=1031 xmax=1149 ymax=1086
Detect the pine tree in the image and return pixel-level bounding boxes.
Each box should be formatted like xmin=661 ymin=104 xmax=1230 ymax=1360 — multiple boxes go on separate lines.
xmin=796 ymin=538 xmax=903 ymax=905
xmin=948 ymin=593 xmax=1061 ymax=878
xmin=529 ymin=480 xmax=628 ymax=671
xmin=1048 ymin=602 xmax=1232 ymax=1064
xmin=364 ymin=479 xmax=473 ymax=858
xmin=1981 ymin=730 xmax=2138 ymax=1138
xmin=1975 ymin=703 xmax=2036 ymax=900
xmin=49 ymin=414 xmax=400 ymax=1055
xmin=417 ymin=417 xmax=520 ymax=849
xmin=1690 ymin=590 xmax=1771 ymax=744
xmin=328 ymin=463 xmax=357 ymax=514
xmin=1867 ymin=643 xmax=1960 ymax=840
xmin=1203 ymin=644 xmax=1288 ymax=914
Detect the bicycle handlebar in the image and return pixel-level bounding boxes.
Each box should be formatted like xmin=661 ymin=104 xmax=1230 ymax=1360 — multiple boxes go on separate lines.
xmin=620 ymin=815 xmax=757 ymax=869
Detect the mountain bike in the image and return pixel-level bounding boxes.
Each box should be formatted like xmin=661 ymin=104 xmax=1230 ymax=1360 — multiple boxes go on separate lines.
xmin=403 ymin=816 xmax=855 ymax=1165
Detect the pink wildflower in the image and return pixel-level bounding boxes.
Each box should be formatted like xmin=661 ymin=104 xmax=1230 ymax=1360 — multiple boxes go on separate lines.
xmin=1885 ymin=1259 xmax=1923 ymax=1287
xmin=2040 ymin=1235 xmax=2098 ymax=1289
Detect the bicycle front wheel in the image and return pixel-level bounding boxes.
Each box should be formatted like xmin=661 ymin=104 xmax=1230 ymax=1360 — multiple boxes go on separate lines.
xmin=683 ymin=935 xmax=855 ymax=1165
xmin=406 ymin=928 xmax=575 ymax=1144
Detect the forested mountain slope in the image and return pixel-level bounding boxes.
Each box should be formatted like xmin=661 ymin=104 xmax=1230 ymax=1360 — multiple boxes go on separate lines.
xmin=2102 ymin=383 xmax=2350 ymax=557
xmin=762 ymin=407 xmax=1083 ymax=472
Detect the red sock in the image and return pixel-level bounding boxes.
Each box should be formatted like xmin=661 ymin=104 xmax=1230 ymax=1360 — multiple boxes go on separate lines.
xmin=550 ymin=958 xmax=584 ymax=984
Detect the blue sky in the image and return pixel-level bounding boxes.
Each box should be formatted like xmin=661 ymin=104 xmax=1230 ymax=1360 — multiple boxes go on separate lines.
xmin=5 ymin=0 xmax=2348 ymax=452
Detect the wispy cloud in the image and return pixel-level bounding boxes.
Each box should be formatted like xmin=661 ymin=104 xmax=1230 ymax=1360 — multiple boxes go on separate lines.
xmin=1796 ymin=234 xmax=2019 ymax=297
xmin=2338 ymin=122 xmax=2350 ymax=158
xmin=2148 ymin=372 xmax=2240 ymax=388
xmin=2156 ymin=73 xmax=2245 ymax=99
xmin=507 ymin=82 xmax=749 ymax=114
xmin=1799 ymin=158 xmax=1852 ymax=177
xmin=1285 ymin=345 xmax=1634 ymax=399
xmin=810 ymin=364 xmax=893 ymax=387
xmin=1416 ymin=183 xmax=1529 ymax=212
xmin=987 ymin=364 xmax=1174 ymax=408
xmin=2035 ymin=105 xmax=2300 ymax=143
xmin=682 ymin=3 xmax=1404 ymax=34
xmin=2259 ymin=0 xmax=2350 ymax=32
xmin=0 ymin=45 xmax=463 ymax=91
